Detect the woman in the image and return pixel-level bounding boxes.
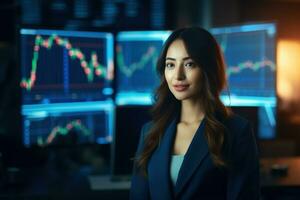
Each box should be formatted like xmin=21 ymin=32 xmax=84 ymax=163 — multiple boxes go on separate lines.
xmin=130 ymin=27 xmax=260 ymax=200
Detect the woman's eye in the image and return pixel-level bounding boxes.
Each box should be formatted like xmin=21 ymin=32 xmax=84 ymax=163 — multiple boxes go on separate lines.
xmin=165 ymin=63 xmax=174 ymax=68
xmin=185 ymin=62 xmax=195 ymax=68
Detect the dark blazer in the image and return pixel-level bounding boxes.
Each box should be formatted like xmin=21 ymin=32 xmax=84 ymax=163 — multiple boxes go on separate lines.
xmin=130 ymin=114 xmax=260 ymax=200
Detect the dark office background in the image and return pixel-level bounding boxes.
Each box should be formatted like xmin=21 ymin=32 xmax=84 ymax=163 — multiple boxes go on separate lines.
xmin=1 ymin=0 xmax=300 ymax=199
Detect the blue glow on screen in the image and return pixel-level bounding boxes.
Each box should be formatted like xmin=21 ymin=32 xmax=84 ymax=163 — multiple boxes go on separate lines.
xmin=115 ymin=31 xmax=171 ymax=105
xmin=212 ymin=23 xmax=277 ymax=139
xmin=20 ymin=28 xmax=115 ymax=147
xmin=20 ymin=28 xmax=114 ymax=104
xmin=258 ymin=105 xmax=276 ymax=139
xmin=22 ymin=101 xmax=114 ymax=147
xmin=211 ymin=23 xmax=276 ymax=103
xmin=221 ymin=96 xmax=276 ymax=107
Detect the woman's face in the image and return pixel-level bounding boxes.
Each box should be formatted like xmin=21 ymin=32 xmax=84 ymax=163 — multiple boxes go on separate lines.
xmin=164 ymin=39 xmax=202 ymax=101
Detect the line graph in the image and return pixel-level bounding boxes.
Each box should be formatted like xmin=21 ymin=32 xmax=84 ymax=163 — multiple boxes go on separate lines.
xmin=115 ymin=31 xmax=170 ymax=105
xmin=226 ymin=59 xmax=275 ymax=77
xmin=22 ymin=101 xmax=114 ymax=147
xmin=211 ymin=25 xmax=276 ymax=99
xmin=20 ymin=34 xmax=109 ymax=91
xmin=36 ymin=119 xmax=91 ymax=146
xmin=116 ymin=45 xmax=158 ymax=77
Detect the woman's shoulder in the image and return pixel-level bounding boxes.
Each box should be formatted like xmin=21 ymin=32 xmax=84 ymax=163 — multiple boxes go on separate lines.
xmin=225 ymin=113 xmax=249 ymax=127
xmin=223 ymin=113 xmax=252 ymax=137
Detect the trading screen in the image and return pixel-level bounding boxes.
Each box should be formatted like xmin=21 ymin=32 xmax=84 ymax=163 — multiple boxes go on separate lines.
xmin=22 ymin=101 xmax=114 ymax=147
xmin=211 ymin=23 xmax=277 ymax=139
xmin=115 ymin=31 xmax=170 ymax=105
xmin=20 ymin=29 xmax=115 ymax=147
xmin=211 ymin=23 xmax=276 ymax=106
xmin=20 ymin=29 xmax=114 ymax=104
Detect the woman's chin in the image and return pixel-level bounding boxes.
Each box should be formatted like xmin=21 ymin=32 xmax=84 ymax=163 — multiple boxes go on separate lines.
xmin=173 ymin=94 xmax=189 ymax=101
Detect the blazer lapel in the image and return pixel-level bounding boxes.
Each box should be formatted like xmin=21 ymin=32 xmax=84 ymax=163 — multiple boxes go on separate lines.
xmin=148 ymin=118 xmax=177 ymax=200
xmin=174 ymin=119 xmax=209 ymax=196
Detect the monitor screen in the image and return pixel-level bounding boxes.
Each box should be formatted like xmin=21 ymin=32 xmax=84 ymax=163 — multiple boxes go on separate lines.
xmin=211 ymin=23 xmax=277 ymax=139
xmin=22 ymin=101 xmax=114 ymax=147
xmin=258 ymin=105 xmax=276 ymax=139
xmin=20 ymin=29 xmax=114 ymax=104
xmin=115 ymin=31 xmax=170 ymax=105
xmin=20 ymin=29 xmax=115 ymax=147
xmin=211 ymin=23 xmax=276 ymax=107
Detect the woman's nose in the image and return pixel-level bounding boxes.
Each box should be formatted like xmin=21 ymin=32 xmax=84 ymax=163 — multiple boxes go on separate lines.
xmin=174 ymin=64 xmax=186 ymax=80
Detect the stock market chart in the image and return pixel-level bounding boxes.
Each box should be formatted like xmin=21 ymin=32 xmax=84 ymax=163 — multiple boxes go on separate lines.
xmin=22 ymin=101 xmax=114 ymax=147
xmin=115 ymin=31 xmax=170 ymax=105
xmin=212 ymin=23 xmax=277 ymax=139
xmin=20 ymin=29 xmax=114 ymax=104
xmin=211 ymin=23 xmax=276 ymax=106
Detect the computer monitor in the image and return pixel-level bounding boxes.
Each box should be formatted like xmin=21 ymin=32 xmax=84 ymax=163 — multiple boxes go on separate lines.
xmin=20 ymin=29 xmax=114 ymax=104
xmin=115 ymin=31 xmax=171 ymax=105
xmin=19 ymin=29 xmax=115 ymax=147
xmin=211 ymin=23 xmax=276 ymax=106
xmin=211 ymin=23 xmax=277 ymax=139
xmin=22 ymin=101 xmax=114 ymax=147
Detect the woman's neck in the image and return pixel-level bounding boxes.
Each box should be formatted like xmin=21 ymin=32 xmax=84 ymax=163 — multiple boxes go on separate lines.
xmin=180 ymin=99 xmax=205 ymax=124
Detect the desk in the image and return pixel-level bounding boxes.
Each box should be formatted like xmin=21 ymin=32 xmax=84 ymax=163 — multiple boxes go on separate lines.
xmin=260 ymin=157 xmax=300 ymax=200
xmin=89 ymin=175 xmax=130 ymax=190
xmin=2 ymin=158 xmax=300 ymax=200
xmin=261 ymin=157 xmax=300 ymax=186
xmin=89 ymin=158 xmax=300 ymax=199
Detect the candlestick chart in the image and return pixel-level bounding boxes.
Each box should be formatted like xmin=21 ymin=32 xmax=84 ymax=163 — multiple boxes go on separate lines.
xmin=22 ymin=102 xmax=114 ymax=147
xmin=20 ymin=29 xmax=114 ymax=104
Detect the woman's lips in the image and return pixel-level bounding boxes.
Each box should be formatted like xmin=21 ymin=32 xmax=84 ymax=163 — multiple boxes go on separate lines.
xmin=173 ymin=84 xmax=189 ymax=92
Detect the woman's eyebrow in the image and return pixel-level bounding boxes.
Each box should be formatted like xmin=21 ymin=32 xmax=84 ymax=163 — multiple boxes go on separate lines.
xmin=165 ymin=56 xmax=191 ymax=61
xmin=182 ymin=57 xmax=192 ymax=61
xmin=166 ymin=57 xmax=176 ymax=61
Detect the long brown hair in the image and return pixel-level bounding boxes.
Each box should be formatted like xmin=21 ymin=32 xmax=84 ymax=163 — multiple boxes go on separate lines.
xmin=137 ymin=27 xmax=232 ymax=174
